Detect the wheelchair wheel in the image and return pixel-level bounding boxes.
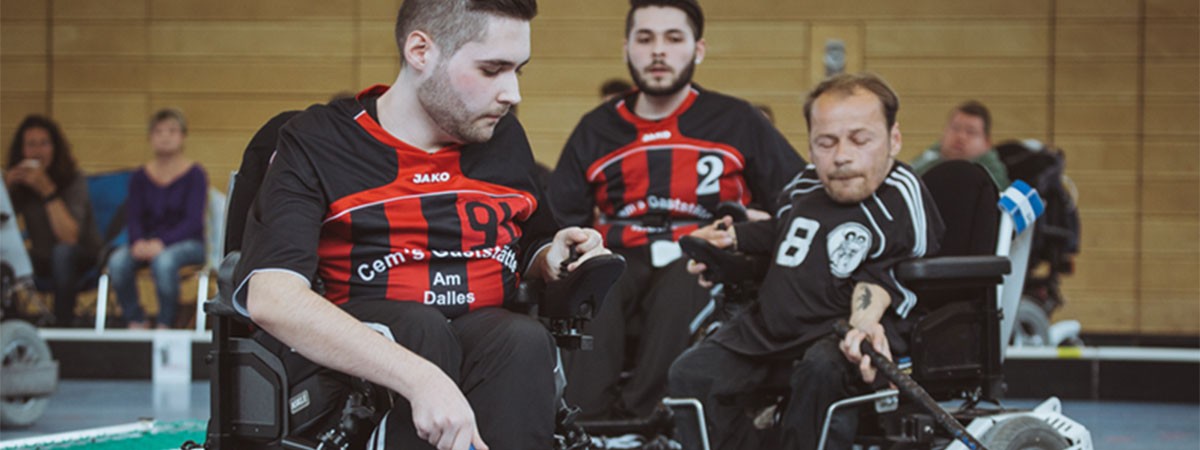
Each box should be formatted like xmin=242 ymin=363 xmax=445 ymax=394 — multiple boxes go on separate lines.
xmin=980 ymin=416 xmax=1069 ymax=450
xmin=1012 ymin=297 xmax=1051 ymax=347
xmin=1 ymin=320 xmax=52 ymax=427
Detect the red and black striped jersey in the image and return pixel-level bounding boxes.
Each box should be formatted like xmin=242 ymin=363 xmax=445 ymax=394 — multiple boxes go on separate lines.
xmin=549 ymin=86 xmax=805 ymax=248
xmin=234 ymin=85 xmax=557 ymax=319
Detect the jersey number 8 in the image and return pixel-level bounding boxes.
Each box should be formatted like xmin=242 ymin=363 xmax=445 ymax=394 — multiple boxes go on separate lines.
xmin=776 ymin=216 xmax=819 ymax=267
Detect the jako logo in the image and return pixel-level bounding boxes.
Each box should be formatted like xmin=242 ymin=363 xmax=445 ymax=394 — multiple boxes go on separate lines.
xmin=412 ymin=172 xmax=451 ymax=184
xmin=641 ymin=130 xmax=672 ymax=143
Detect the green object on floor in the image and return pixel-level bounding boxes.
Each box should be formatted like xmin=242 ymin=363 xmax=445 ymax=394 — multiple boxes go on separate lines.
xmin=1 ymin=420 xmax=205 ymax=450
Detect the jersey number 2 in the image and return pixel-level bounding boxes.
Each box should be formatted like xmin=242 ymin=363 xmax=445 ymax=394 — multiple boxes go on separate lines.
xmin=696 ymin=155 xmax=723 ymax=196
xmin=776 ymin=216 xmax=819 ymax=267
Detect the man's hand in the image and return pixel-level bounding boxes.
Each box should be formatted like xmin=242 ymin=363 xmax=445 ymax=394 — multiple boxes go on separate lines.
xmin=539 ymin=226 xmax=609 ymax=281
xmin=838 ymin=322 xmax=893 ymax=386
xmin=408 ymin=363 xmax=489 ymax=450
xmin=684 ymin=216 xmax=737 ymax=287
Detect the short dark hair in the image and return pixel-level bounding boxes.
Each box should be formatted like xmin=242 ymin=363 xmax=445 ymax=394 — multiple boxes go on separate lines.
xmin=803 ymin=72 xmax=900 ymax=133
xmin=148 ymin=107 xmax=188 ymax=135
xmin=395 ymin=0 xmax=538 ymax=63
xmin=600 ymin=78 xmax=633 ymax=98
xmin=5 ymin=115 xmax=79 ymax=204
xmin=626 ymin=0 xmax=704 ymax=40
xmin=952 ymin=100 xmax=991 ymax=138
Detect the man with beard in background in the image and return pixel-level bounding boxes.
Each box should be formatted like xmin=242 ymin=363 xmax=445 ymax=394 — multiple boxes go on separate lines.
xmin=549 ymin=0 xmax=805 ymax=421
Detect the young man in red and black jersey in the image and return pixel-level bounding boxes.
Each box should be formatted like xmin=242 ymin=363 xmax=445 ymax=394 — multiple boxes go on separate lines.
xmin=548 ymin=0 xmax=806 ymax=421
xmin=233 ymin=1 xmax=609 ymax=449
xmin=671 ymin=73 xmax=945 ymax=449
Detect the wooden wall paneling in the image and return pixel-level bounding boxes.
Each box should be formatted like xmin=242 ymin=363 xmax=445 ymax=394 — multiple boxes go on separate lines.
xmin=1145 ymin=61 xmax=1199 ymax=95
xmin=694 ymin=59 xmax=806 ymax=95
xmin=148 ymin=21 xmax=355 ymax=58
xmin=1077 ymin=214 xmax=1138 ymax=253
xmin=1145 ymin=0 xmax=1200 ymax=18
xmin=1 ymin=0 xmax=48 ymax=20
xmin=148 ymin=0 xmax=355 ymax=21
xmin=532 ymin=19 xmax=626 ymax=60
xmin=1144 ymin=20 xmax=1199 ymax=58
xmin=536 ymin=1 xmax=629 ymax=20
xmin=70 ymin=131 xmax=153 ymax=170
xmin=1069 ymin=173 xmax=1138 ymax=214
xmin=1054 ymin=61 xmax=1139 ymax=95
xmin=1143 ymin=96 xmax=1200 ymax=136
xmin=358 ymin=20 xmax=396 ymax=57
xmin=52 ymin=0 xmax=145 ymax=20
xmin=1 ymin=23 xmax=48 ymax=56
xmin=1140 ymin=255 xmax=1200 ymax=294
xmin=1052 ymin=99 xmax=1139 ymax=135
xmin=1056 ymin=0 xmax=1139 ymax=19
xmin=358 ymin=0 xmax=402 ymax=21
xmin=1138 ymin=297 xmax=1200 ymax=334
xmin=1142 ymin=137 xmax=1200 ymax=174
xmin=1054 ymin=21 xmax=1139 ymax=57
xmin=0 ymin=60 xmax=48 ymax=93
xmin=51 ymin=93 xmax=149 ymax=133
xmin=706 ymin=21 xmax=809 ymax=61
xmin=704 ymin=0 xmax=1048 ymax=21
xmin=866 ymin=61 xmax=1050 ymax=97
xmin=518 ymin=60 xmax=636 ymax=95
xmin=147 ymin=60 xmax=355 ymax=95
xmin=1054 ymin=294 xmax=1138 ymax=333
xmin=1143 ymin=216 xmax=1200 ymax=254
xmin=52 ymin=60 xmax=148 ymax=93
xmin=1062 ymin=250 xmax=1138 ymax=292
xmin=52 ymin=22 xmax=148 ymax=57
xmin=866 ymin=21 xmax=1050 ymax=58
xmin=1141 ymin=176 xmax=1200 ymax=217
xmin=1050 ymin=136 xmax=1139 ymax=173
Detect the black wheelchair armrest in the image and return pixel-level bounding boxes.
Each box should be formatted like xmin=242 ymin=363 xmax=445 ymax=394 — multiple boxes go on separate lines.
xmin=205 ymin=252 xmax=243 ymax=318
xmin=894 ymin=256 xmax=1010 ymax=291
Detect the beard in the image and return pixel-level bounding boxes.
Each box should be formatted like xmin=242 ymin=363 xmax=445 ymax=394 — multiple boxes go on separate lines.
xmin=627 ymin=56 xmax=696 ymax=97
xmin=417 ymin=64 xmax=502 ymax=145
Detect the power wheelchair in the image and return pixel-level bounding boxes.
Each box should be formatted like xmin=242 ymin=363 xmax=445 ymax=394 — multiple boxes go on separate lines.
xmin=187 ymin=113 xmax=628 ymax=450
xmin=602 ymin=160 xmax=1092 ymax=450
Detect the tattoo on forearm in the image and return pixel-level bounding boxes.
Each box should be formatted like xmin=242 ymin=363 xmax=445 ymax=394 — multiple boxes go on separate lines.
xmin=857 ymin=288 xmax=872 ymax=311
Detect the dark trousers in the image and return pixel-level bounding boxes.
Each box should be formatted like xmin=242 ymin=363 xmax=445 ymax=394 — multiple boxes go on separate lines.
xmin=337 ymin=301 xmax=558 ymax=450
xmin=564 ymin=248 xmax=711 ymax=419
xmin=668 ymin=336 xmax=861 ymax=450
xmin=32 ymin=243 xmax=89 ymax=327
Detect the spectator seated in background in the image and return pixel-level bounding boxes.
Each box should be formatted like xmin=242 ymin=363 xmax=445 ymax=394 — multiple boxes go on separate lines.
xmin=106 ymin=108 xmax=208 ymax=329
xmin=4 ymin=115 xmax=101 ymax=327
xmin=909 ymin=100 xmax=1010 ymax=189
xmin=669 ymin=72 xmax=944 ymax=450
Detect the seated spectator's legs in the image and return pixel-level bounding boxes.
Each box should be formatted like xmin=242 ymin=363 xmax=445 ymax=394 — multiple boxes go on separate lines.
xmin=564 ymin=247 xmax=653 ymax=419
xmin=342 ymin=301 xmax=556 ymax=449
xmin=107 ymin=244 xmax=144 ymax=325
xmin=780 ymin=335 xmax=860 ymax=450
xmin=147 ymin=239 xmax=205 ymax=328
xmin=668 ymin=340 xmax=777 ymax=450
xmin=49 ymin=243 xmax=83 ymax=326
xmin=624 ymin=257 xmax=711 ymax=416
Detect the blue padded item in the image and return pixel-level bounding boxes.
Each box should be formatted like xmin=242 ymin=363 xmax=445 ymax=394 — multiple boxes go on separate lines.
xmin=86 ymin=170 xmax=133 ymax=247
xmin=997 ymin=180 xmax=1044 ymax=235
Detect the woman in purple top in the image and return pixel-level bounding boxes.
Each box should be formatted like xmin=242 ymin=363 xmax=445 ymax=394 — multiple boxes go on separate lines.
xmin=107 ymin=108 xmax=208 ymax=329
